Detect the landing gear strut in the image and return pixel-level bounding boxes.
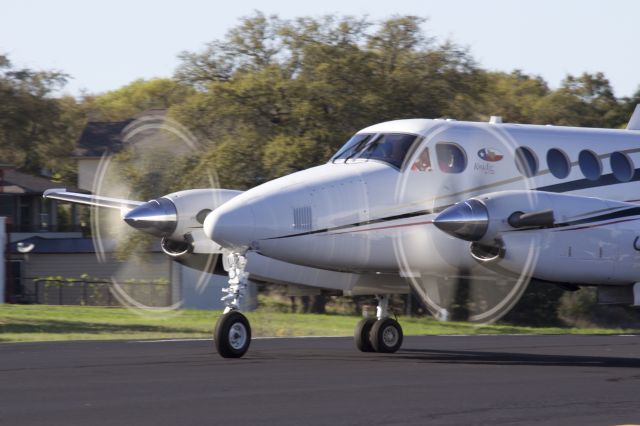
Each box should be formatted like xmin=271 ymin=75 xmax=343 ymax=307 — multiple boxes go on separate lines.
xmin=214 ymin=253 xmax=252 ymax=358
xmin=354 ymin=294 xmax=403 ymax=353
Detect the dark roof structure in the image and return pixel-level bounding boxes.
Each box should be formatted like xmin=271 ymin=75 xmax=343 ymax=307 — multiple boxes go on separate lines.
xmin=74 ymin=109 xmax=168 ymax=158
xmin=74 ymin=120 xmax=133 ymax=157
xmin=0 ymin=169 xmax=66 ymax=195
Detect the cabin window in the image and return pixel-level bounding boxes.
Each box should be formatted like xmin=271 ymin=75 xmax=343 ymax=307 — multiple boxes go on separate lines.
xmin=547 ymin=148 xmax=571 ymax=179
xmin=411 ymin=147 xmax=432 ymax=172
xmin=610 ymin=151 xmax=634 ymax=182
xmin=578 ymin=150 xmax=601 ymax=181
xmin=514 ymin=147 xmax=538 ymax=177
xmin=436 ymin=143 xmax=467 ymax=174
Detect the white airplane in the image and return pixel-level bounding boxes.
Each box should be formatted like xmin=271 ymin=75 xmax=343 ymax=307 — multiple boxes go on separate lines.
xmin=46 ymin=105 xmax=640 ymax=358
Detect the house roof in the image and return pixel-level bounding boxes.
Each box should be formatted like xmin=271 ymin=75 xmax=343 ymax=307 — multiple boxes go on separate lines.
xmin=0 ymin=169 xmax=67 ymax=195
xmin=9 ymin=236 xmax=163 ymax=254
xmin=74 ymin=120 xmax=133 ymax=157
xmin=74 ymin=109 xmax=168 ymax=158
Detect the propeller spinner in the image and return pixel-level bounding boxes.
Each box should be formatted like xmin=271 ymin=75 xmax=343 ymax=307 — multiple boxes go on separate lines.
xmin=432 ymin=199 xmax=489 ymax=241
xmin=123 ymin=198 xmax=178 ymax=237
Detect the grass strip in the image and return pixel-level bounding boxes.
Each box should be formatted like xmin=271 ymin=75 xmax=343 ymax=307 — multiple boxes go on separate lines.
xmin=1 ymin=305 xmax=638 ymax=343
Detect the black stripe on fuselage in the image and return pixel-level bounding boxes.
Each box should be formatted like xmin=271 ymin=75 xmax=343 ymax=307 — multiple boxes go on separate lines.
xmin=536 ymin=170 xmax=640 ymax=193
xmin=263 ymin=209 xmax=433 ymax=240
xmin=555 ymin=206 xmax=640 ymax=228
xmin=262 ymin=169 xmax=640 ymax=240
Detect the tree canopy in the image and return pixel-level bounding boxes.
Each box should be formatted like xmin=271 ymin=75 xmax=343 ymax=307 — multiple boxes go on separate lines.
xmin=0 ymin=55 xmax=83 ymax=178
xmin=1 ymin=12 xmax=639 ymax=189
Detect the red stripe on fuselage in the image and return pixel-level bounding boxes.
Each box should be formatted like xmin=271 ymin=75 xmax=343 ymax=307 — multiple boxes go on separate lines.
xmin=330 ymin=220 xmax=434 ymax=235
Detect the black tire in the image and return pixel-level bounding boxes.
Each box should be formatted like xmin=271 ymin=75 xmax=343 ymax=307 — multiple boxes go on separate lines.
xmin=370 ymin=318 xmax=403 ymax=353
xmin=354 ymin=318 xmax=377 ymax=352
xmin=214 ymin=311 xmax=251 ymax=358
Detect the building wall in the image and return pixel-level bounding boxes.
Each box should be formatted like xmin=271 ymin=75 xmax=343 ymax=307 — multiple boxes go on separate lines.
xmin=16 ymin=252 xmax=178 ymax=307
xmin=77 ymin=158 xmax=101 ymax=191
xmin=22 ymin=253 xmax=171 ymax=282
xmin=0 ymin=217 xmax=5 ymax=304
xmin=17 ymin=252 xmax=234 ymax=309
xmin=179 ymin=266 xmax=227 ymax=310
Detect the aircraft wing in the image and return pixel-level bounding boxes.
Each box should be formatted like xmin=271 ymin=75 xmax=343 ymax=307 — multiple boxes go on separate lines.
xmin=43 ymin=188 xmax=144 ymax=211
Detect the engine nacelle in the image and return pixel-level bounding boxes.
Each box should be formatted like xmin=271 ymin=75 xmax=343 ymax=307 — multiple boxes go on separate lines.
xmin=153 ymin=189 xmax=243 ymax=272
xmin=162 ymin=189 xmax=242 ymax=242
xmin=162 ymin=189 xmax=243 ymax=267
xmin=435 ymin=190 xmax=640 ymax=286
xmin=123 ymin=188 xmax=242 ymax=270
xmin=477 ymin=190 xmax=613 ymax=244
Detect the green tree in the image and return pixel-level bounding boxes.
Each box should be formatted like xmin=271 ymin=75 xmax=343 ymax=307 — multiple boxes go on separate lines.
xmin=263 ymin=134 xmax=331 ymax=180
xmin=82 ymin=78 xmax=194 ymax=121
xmin=188 ymin=127 xmax=267 ymax=190
xmin=481 ymin=70 xmax=550 ymax=123
xmin=539 ymin=72 xmax=625 ymax=128
xmin=173 ymin=12 xmax=486 ymax=188
xmin=620 ymin=88 xmax=640 ymax=127
xmin=0 ymin=54 xmax=83 ymax=179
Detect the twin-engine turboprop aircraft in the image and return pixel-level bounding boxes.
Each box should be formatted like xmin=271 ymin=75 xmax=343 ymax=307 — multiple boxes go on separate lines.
xmin=46 ymin=106 xmax=640 ymax=358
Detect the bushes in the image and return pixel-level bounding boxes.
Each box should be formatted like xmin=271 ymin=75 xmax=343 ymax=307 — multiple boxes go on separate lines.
xmin=559 ymin=288 xmax=640 ymax=328
xmin=503 ymin=281 xmax=640 ymax=328
xmin=502 ymin=280 xmax=565 ymax=326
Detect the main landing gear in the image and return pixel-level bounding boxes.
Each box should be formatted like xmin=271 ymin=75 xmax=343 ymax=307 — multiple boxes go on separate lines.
xmin=214 ymin=253 xmax=252 ymax=358
xmin=354 ymin=295 xmax=403 ymax=353
xmin=213 ymin=257 xmax=402 ymax=358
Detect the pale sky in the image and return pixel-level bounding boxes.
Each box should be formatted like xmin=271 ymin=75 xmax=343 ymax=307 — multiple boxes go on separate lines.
xmin=2 ymin=0 xmax=639 ymax=98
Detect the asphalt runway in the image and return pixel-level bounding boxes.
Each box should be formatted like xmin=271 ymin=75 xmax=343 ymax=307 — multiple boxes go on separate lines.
xmin=1 ymin=335 xmax=640 ymax=426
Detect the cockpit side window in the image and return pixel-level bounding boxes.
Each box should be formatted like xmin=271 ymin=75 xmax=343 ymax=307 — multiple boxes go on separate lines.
xmin=331 ymin=132 xmax=419 ymax=168
xmin=411 ymin=147 xmax=432 ymax=172
xmin=435 ymin=143 xmax=467 ymax=173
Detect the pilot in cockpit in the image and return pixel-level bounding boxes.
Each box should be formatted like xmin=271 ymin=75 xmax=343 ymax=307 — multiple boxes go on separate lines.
xmin=411 ymin=148 xmax=432 ymax=172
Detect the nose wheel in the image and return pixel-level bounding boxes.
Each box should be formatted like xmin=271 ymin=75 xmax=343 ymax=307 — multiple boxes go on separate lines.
xmin=214 ymin=310 xmax=251 ymax=358
xmin=214 ymin=253 xmax=252 ymax=358
xmin=354 ymin=295 xmax=403 ymax=353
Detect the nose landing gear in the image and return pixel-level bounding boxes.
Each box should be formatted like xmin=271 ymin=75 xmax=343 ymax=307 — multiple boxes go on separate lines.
xmin=214 ymin=253 xmax=252 ymax=358
xmin=354 ymin=295 xmax=403 ymax=353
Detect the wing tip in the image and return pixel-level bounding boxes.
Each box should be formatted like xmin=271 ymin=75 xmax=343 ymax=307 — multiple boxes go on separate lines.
xmin=43 ymin=188 xmax=67 ymax=199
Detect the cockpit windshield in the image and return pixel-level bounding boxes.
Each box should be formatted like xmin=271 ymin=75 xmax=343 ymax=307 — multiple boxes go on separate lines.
xmin=331 ymin=133 xmax=419 ymax=168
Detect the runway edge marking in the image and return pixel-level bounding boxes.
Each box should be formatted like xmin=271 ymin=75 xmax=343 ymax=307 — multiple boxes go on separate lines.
xmin=132 ymin=335 xmax=346 ymax=343
xmin=131 ymin=333 xmax=640 ymax=343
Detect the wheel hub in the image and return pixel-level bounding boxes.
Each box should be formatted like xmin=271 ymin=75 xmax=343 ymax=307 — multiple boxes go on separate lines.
xmin=382 ymin=325 xmax=399 ymax=347
xmin=229 ymin=322 xmax=247 ymax=349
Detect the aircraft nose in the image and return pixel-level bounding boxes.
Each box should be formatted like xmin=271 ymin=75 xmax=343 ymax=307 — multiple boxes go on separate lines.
xmin=203 ymin=203 xmax=256 ymax=250
xmin=123 ymin=198 xmax=177 ymax=237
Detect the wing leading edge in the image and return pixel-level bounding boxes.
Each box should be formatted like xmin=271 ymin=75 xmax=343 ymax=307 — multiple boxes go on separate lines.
xmin=43 ymin=188 xmax=144 ymax=211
